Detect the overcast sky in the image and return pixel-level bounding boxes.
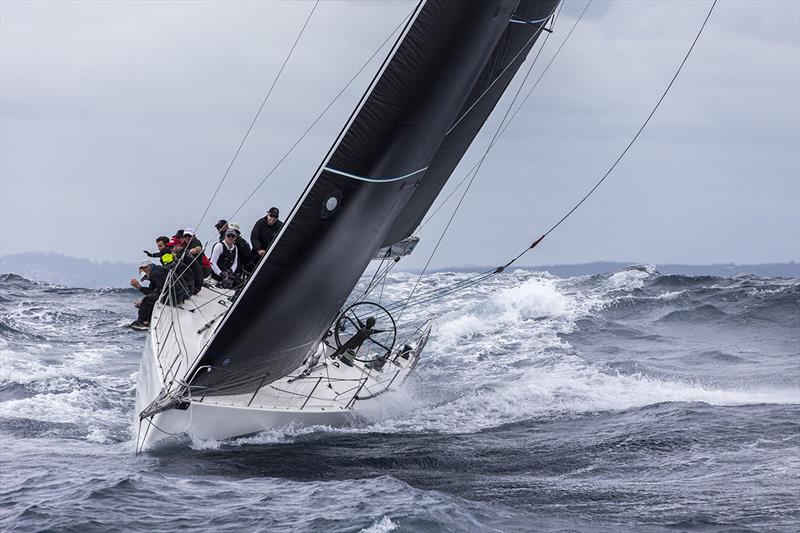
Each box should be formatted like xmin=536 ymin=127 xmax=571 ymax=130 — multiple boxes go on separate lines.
xmin=1 ymin=0 xmax=798 ymax=270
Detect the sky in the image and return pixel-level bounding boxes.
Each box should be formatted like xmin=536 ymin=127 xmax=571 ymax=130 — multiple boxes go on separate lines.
xmin=1 ymin=0 xmax=798 ymax=270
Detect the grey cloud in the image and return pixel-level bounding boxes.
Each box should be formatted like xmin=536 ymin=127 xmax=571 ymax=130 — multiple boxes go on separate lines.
xmin=1 ymin=0 xmax=797 ymax=270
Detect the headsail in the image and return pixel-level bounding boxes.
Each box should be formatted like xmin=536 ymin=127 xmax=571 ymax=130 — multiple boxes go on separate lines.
xmin=383 ymin=0 xmax=560 ymax=246
xmin=189 ymin=0 xmax=560 ymax=398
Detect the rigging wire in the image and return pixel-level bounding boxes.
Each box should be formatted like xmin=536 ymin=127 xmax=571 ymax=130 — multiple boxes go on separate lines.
xmin=161 ymin=1 xmax=319 ymax=301
xmin=229 ymin=7 xmax=416 ymax=219
xmin=395 ymin=0 xmax=718 ymax=314
xmin=192 ymin=0 xmax=319 ymax=236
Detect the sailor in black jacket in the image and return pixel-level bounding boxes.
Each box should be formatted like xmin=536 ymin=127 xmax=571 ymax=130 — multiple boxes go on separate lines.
xmin=129 ymin=262 xmax=168 ymax=329
xmin=250 ymin=207 xmax=283 ymax=262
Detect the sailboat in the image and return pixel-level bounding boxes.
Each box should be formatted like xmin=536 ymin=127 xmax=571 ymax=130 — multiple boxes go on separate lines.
xmin=135 ymin=0 xmax=561 ymax=452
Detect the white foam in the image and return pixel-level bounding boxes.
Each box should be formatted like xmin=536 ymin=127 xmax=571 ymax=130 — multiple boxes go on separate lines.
xmin=435 ymin=314 xmax=486 ymax=346
xmin=369 ymin=355 xmax=800 ymax=434
xmin=0 ymin=387 xmax=126 ymax=427
xmin=0 ymin=346 xmax=126 ymax=389
xmin=360 ymin=516 xmax=399 ymax=533
xmin=492 ymin=275 xmax=573 ymax=320
xmin=189 ymin=422 xmax=344 ymax=450
xmin=655 ymin=290 xmax=685 ymax=301
xmin=435 ymin=275 xmax=596 ymax=337
xmin=86 ymin=425 xmax=113 ymax=444
xmin=424 ymin=275 xmax=601 ymax=384
xmin=607 ymin=265 xmax=656 ymax=291
xmin=0 ymin=345 xmax=132 ymax=437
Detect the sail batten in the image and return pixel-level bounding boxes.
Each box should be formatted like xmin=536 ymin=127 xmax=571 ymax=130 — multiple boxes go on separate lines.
xmin=323 ymin=165 xmax=429 ymax=182
xmin=188 ymin=0 xmax=560 ymax=399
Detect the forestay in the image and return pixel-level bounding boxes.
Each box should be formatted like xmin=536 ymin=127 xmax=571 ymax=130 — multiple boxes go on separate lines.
xmin=188 ymin=0 xmax=560 ymax=398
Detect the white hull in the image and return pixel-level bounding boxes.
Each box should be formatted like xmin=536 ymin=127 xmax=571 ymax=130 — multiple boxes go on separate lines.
xmin=134 ymin=288 xmax=429 ymax=452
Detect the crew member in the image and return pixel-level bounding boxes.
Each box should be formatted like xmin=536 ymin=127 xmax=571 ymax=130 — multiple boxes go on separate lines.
xmin=129 ymin=262 xmax=168 ymax=330
xmin=331 ymin=316 xmax=378 ymax=366
xmin=143 ymin=236 xmax=172 ymax=260
xmin=181 ymin=228 xmax=211 ymax=278
xmin=162 ymin=247 xmax=195 ymax=297
xmin=209 ymin=229 xmax=239 ymax=286
xmin=214 ymin=219 xmax=228 ymax=240
xmin=228 ymin=222 xmax=251 ymax=275
xmin=173 ymin=238 xmax=202 ymax=295
xmin=250 ymin=207 xmax=283 ymax=262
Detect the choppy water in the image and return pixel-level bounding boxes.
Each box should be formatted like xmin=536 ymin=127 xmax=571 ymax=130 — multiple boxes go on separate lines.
xmin=1 ymin=266 xmax=798 ymax=532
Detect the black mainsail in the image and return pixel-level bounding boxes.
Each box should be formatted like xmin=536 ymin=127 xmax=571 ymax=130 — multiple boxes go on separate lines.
xmin=189 ymin=0 xmax=560 ymax=398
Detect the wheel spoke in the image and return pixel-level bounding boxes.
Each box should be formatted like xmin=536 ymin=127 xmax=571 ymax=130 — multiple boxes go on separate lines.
xmin=368 ymin=338 xmax=391 ymax=352
xmin=352 ymin=313 xmax=365 ymax=328
xmin=342 ymin=316 xmax=359 ymax=330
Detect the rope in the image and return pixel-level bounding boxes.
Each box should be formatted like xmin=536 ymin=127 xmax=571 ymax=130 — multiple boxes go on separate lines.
xmin=384 ymin=270 xmax=495 ymax=313
xmin=500 ymin=0 xmax=718 ymax=269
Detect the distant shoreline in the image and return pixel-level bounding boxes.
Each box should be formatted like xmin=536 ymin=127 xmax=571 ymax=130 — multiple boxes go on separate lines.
xmin=425 ymin=261 xmax=800 ymax=279
xmin=1 ymin=252 xmax=798 ymax=289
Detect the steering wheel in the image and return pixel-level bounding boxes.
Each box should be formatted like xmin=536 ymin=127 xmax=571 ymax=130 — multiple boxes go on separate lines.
xmin=334 ymin=302 xmax=397 ymax=362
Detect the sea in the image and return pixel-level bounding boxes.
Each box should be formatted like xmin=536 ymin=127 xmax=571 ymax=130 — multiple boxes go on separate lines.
xmin=1 ymin=266 xmax=798 ymax=532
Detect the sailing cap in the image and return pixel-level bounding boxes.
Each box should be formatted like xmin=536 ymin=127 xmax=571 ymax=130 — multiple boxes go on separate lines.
xmin=138 ymin=260 xmax=151 ymax=269
xmin=183 ymin=227 xmax=195 ymax=236
xmin=224 ymin=229 xmax=237 ymax=237
xmin=228 ymin=222 xmax=241 ymax=233
xmin=268 ymin=207 xmax=279 ymax=217
xmin=215 ymin=219 xmax=227 ymax=230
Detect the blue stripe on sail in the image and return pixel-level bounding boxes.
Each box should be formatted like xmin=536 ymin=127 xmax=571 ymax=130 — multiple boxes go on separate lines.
xmin=323 ymin=165 xmax=428 ymax=183
xmin=510 ymin=15 xmax=550 ymax=25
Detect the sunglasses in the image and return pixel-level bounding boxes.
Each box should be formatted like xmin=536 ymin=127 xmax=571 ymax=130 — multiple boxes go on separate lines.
xmin=267 ymin=214 xmax=277 ymax=218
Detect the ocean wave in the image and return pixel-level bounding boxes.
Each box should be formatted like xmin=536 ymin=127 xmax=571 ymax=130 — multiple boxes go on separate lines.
xmin=605 ymin=264 xmax=657 ymax=291
xmin=658 ymin=304 xmax=727 ymax=323
xmin=0 ymin=273 xmax=44 ymax=287
xmin=366 ymin=356 xmax=799 ymax=435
